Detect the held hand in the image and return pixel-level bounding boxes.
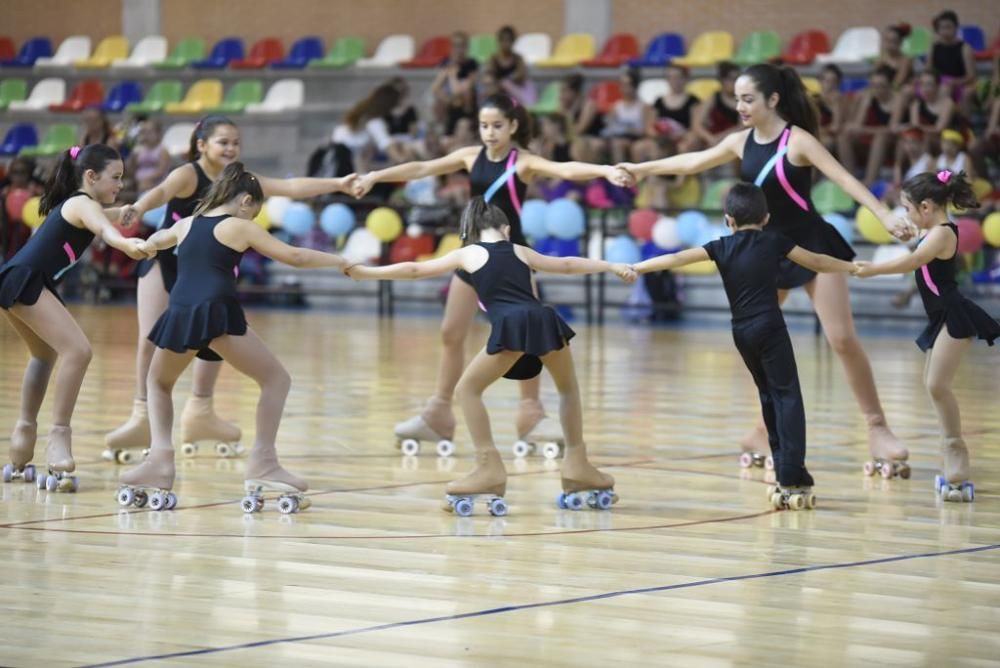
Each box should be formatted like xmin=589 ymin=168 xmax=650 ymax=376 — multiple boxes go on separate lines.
xmin=611 ymin=263 xmax=637 ymax=284
xmin=883 ymin=213 xmax=917 ymax=241
xmin=122 ymin=238 xmax=150 ymax=261
xmin=613 ymin=163 xmax=640 ymax=185
xmin=606 ymin=165 xmax=636 ymax=188
xmin=119 ymin=204 xmax=140 ymax=228
xmin=352 ymin=173 xmax=375 ymax=200
xmin=338 ymin=173 xmax=358 ymax=194
xmin=852 ymin=261 xmax=875 ymax=278
xmin=343 ymin=262 xmax=363 ymax=279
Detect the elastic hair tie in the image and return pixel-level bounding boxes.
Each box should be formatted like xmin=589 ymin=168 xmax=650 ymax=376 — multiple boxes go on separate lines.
xmin=936 ymin=169 xmax=952 ymax=184
xmin=69 ymin=146 xmax=81 ymax=160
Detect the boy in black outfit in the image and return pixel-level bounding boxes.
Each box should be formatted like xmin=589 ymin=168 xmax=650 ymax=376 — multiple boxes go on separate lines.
xmin=632 ymin=182 xmax=857 ymax=509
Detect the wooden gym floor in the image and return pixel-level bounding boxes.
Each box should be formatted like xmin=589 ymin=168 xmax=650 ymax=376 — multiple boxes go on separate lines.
xmin=1 ymin=304 xmax=998 ymax=667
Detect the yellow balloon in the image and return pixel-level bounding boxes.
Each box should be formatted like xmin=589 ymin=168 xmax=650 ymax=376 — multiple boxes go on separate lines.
xmin=983 ymin=212 xmax=1000 ymax=247
xmin=365 ymin=207 xmax=403 ymax=243
xmin=667 ymin=176 xmax=701 ymax=209
xmin=972 ymin=177 xmax=993 ymax=201
xmin=856 ymin=206 xmax=893 ymax=244
xmin=21 ymin=196 xmax=43 ymax=229
xmin=253 ymin=206 xmax=271 ymax=230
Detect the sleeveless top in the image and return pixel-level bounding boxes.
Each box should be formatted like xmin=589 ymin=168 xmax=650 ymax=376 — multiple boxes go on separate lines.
xmin=705 ymin=92 xmax=739 ymax=134
xmin=931 ymin=41 xmax=967 ymax=78
xmin=864 ymin=97 xmax=893 ymax=126
xmin=654 ymin=95 xmax=699 ymax=128
xmin=170 ymin=214 xmax=243 ymax=306
xmin=470 ymin=147 xmax=528 ymax=246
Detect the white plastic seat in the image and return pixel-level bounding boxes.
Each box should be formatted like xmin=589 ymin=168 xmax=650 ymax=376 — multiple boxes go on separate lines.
xmin=513 ymin=33 xmax=551 ymax=65
xmin=638 ymin=78 xmax=670 ymax=106
xmin=34 ymin=36 xmax=91 ymax=67
xmin=815 ymin=27 xmax=880 ymax=63
xmin=7 ymin=78 xmax=66 ymax=110
xmin=112 ymin=36 xmax=168 ymax=68
xmin=246 ymin=79 xmax=304 ymax=113
xmin=356 ymin=35 xmax=414 ymax=67
xmin=162 ymin=122 xmax=196 ymax=157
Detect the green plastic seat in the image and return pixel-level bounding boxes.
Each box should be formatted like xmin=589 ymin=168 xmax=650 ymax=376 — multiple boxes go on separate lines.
xmin=20 ymin=123 xmax=77 ymax=157
xmin=125 ymin=80 xmax=183 ymax=113
xmin=902 ymin=27 xmax=932 ymax=58
xmin=732 ymin=30 xmax=782 ymax=66
xmin=811 ymin=180 xmax=855 ymax=215
xmin=699 ymin=178 xmax=736 ymax=211
xmin=210 ymin=80 xmax=263 ymax=113
xmin=469 ymin=33 xmax=497 ymax=65
xmin=528 ymin=81 xmax=561 ymax=114
xmin=154 ymin=37 xmax=205 ymax=69
xmin=0 ymin=79 xmax=27 ymax=110
xmin=309 ymin=36 xmax=365 ymax=68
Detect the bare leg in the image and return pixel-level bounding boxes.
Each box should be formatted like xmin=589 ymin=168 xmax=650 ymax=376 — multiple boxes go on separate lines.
xmin=924 ymin=329 xmax=972 ymax=484
xmin=3 ymin=311 xmax=57 ymax=467
xmin=181 ymin=359 xmax=242 ymax=450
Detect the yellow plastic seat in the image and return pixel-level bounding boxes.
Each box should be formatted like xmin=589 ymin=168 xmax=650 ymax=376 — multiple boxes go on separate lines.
xmin=801 ymin=76 xmax=822 ymax=96
xmin=535 ymin=34 xmax=595 ymax=68
xmin=75 ymin=36 xmax=129 ymax=68
xmin=667 ymin=176 xmax=702 ymax=209
xmin=672 ymin=30 xmax=734 ymax=67
xmin=164 ymin=79 xmax=223 ymax=114
xmin=685 ymin=79 xmax=721 ymax=102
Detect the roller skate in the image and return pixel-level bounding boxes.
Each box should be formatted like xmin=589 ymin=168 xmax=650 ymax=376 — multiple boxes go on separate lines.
xmin=862 ymin=415 xmax=909 ymax=479
xmin=3 ymin=420 xmax=38 ymax=484
xmin=103 ymin=399 xmax=151 ymax=464
xmin=179 ymin=395 xmax=243 ymax=458
xmin=117 ymin=447 xmax=177 ymax=510
xmin=512 ymin=402 xmax=565 ymax=460
xmin=935 ymin=438 xmax=974 ymax=503
xmin=443 ymin=449 xmax=508 ymax=517
xmin=558 ymin=453 xmax=617 ymax=511
xmin=738 ymin=423 xmax=773 ymax=470
xmin=394 ymin=396 xmax=456 ymax=457
xmin=34 ymin=426 xmax=79 ymax=493
xmin=241 ymin=448 xmax=309 ymax=514
xmin=766 ymin=484 xmax=816 ymax=511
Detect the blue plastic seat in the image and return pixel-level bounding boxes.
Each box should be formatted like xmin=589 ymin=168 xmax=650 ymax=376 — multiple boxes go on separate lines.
xmin=0 ymin=37 xmax=53 ymax=67
xmin=628 ymin=32 xmax=685 ymax=67
xmin=102 ymin=80 xmax=143 ymax=112
xmin=271 ymin=36 xmax=323 ymax=69
xmin=1 ymin=124 xmax=39 ymax=156
xmin=959 ymin=25 xmax=986 ymax=52
xmin=190 ymin=37 xmax=245 ymax=69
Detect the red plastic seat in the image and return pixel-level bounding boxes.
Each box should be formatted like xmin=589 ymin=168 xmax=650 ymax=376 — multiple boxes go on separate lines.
xmin=49 ymin=79 xmax=104 ymax=112
xmin=781 ymin=30 xmax=830 ymax=65
xmin=230 ymin=37 xmax=284 ymax=69
xmin=0 ymin=36 xmax=16 ymax=61
xmin=589 ymin=80 xmax=622 ymax=114
xmin=399 ymin=36 xmax=450 ymax=68
xmin=583 ymin=33 xmax=641 ymax=67
xmin=979 ymin=29 xmax=1000 ymax=61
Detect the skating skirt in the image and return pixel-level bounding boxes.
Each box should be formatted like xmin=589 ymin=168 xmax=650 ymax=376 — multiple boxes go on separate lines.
xmin=916 ymin=298 xmax=1000 ymax=351
xmin=0 ymin=264 xmax=63 ymax=308
xmin=486 ymin=304 xmax=575 ymax=379
xmin=771 ymin=220 xmax=856 ymax=290
xmin=147 ymin=297 xmax=245 ymax=361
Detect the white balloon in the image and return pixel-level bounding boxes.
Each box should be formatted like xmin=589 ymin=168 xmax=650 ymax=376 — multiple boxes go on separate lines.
xmin=587 ymin=232 xmax=605 ymax=260
xmin=651 ymin=216 xmax=680 ymax=249
xmin=869 ymin=244 xmax=912 ymax=280
xmin=265 ymin=196 xmax=292 ymax=226
xmin=343 ymin=228 xmax=382 ymax=264
xmin=406 ymin=223 xmax=423 ymax=238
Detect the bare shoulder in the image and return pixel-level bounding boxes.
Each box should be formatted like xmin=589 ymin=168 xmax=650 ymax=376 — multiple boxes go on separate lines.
xmin=725 ymin=128 xmax=752 ymax=159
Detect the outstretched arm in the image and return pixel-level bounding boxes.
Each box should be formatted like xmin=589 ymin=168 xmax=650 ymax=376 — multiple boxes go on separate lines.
xmin=76 ymin=198 xmax=150 ymax=260
xmin=141 ymin=225 xmax=182 ymax=252
xmin=353 ymin=146 xmax=478 ymax=197
xmin=855 ymin=226 xmax=954 ymax=277
xmin=786 ymin=246 xmax=856 ymax=273
xmin=520 ymin=154 xmax=632 ymax=187
xmin=347 ymin=248 xmax=468 ymax=280
xmin=516 ymin=246 xmax=636 ymax=282
xmin=619 ymin=132 xmax=742 ymax=180
xmin=121 ymin=163 xmax=197 ymax=227
xmin=632 ymin=247 xmax=710 ymax=273
xmin=257 ymin=173 xmax=357 ymax=198
xmin=242 ymin=220 xmax=348 ymax=269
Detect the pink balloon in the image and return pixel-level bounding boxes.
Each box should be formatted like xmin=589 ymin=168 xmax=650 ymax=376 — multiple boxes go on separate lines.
xmin=4 ymin=189 xmax=32 ymax=222
xmin=628 ymin=208 xmax=658 ymax=242
xmin=956 ymin=218 xmax=985 ymax=254
xmin=585 ymin=182 xmax=613 ymax=209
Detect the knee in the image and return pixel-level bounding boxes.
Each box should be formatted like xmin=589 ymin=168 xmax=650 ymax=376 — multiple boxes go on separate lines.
xmin=64 ymin=340 xmax=93 ymax=368
xmin=826 ymin=331 xmax=858 ymax=356
xmin=267 ymin=365 xmax=291 ymax=395
xmin=926 ymin=378 xmax=950 ymax=402
xmin=454 ymin=377 xmax=479 ymax=404
xmin=440 ymin=322 xmax=467 ymax=349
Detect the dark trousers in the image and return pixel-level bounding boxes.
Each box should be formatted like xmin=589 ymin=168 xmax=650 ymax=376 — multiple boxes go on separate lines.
xmin=732 ymin=313 xmax=814 ymax=487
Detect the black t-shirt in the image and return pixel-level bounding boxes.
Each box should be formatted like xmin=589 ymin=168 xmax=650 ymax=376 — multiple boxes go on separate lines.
xmin=385 ymin=106 xmax=418 ymax=135
xmin=703 ymin=229 xmax=796 ymax=322
xmin=447 ymin=57 xmax=479 ymax=80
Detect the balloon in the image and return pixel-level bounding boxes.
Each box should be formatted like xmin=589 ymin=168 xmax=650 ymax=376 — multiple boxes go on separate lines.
xmin=676 ymin=210 xmax=709 ymax=247
xmin=651 ymin=216 xmax=680 ymax=250
xmin=281 ymin=202 xmax=315 ymax=237
xmin=142 ymin=203 xmax=168 ymax=229
xmin=403 ymin=177 xmax=437 ymax=206
xmin=856 ymin=206 xmax=893 ymax=244
xmin=971 ymin=177 xmax=993 ymax=201
xmin=406 ymin=223 xmax=423 ymax=238
xmin=983 ymin=212 xmax=1000 ymax=247
xmin=955 ymin=218 xmax=985 ymax=254
xmin=319 ymin=203 xmax=355 ymax=237
xmin=342 ymin=228 xmax=382 ymax=264
xmin=365 ymin=207 xmax=403 ymax=243
xmin=265 ymin=196 xmax=292 ymax=226
xmin=606 ymin=235 xmax=641 ymax=264
xmin=627 ymin=208 xmax=657 ymax=242
xmin=520 ymin=199 xmax=548 ymax=240
xmin=823 ymin=213 xmax=855 ymax=245
xmin=545 ymin=198 xmax=586 ymax=240
xmin=871 ymin=244 xmax=912 ymax=277
xmin=253 ymin=205 xmax=271 ymax=230
xmin=21 ymin=196 xmax=43 ymax=229
xmin=584 ymin=181 xmax=613 ymax=209
xmin=4 ymin=189 xmax=32 ymax=222
xmin=587 ymin=231 xmax=604 ymax=260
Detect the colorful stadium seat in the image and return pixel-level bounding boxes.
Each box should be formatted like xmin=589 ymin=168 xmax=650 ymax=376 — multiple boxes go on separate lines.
xmin=76 ymin=35 xmax=129 ymax=68
xmin=583 ymin=33 xmax=640 ymax=67
xmin=672 ymin=31 xmax=734 ymax=67
xmin=629 ymin=32 xmax=685 ymax=67
xmin=536 ymin=34 xmax=595 ymax=68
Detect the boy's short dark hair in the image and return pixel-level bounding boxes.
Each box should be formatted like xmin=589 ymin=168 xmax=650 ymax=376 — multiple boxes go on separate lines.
xmin=724 ymin=182 xmax=769 ymax=228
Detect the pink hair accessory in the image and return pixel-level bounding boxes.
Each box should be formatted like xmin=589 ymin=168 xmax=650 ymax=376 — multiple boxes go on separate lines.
xmin=69 ymin=145 xmax=81 ymax=160
xmin=936 ymin=169 xmax=952 ymax=184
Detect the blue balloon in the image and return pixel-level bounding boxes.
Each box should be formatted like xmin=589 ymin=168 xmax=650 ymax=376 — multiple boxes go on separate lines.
xmin=676 ymin=210 xmax=709 ymax=247
xmin=521 ymin=199 xmax=549 ymax=240
xmin=142 ymin=204 xmax=167 ymax=229
xmin=320 ymin=203 xmax=355 ymax=237
xmin=544 ymin=198 xmax=586 ymax=240
xmin=282 ymin=202 xmax=315 ymax=237
xmin=551 ymin=238 xmax=580 ymax=256
xmin=606 ymin=236 xmax=641 ymax=264
xmin=641 ymin=240 xmax=668 ymax=261
xmin=695 ymin=224 xmax=724 ymax=248
xmin=823 ymin=213 xmax=855 ymax=245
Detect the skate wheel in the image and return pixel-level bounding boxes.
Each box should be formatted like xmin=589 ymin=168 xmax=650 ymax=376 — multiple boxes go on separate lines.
xmin=765 ymin=485 xmax=776 ymax=500
xmin=181 ymin=442 xmax=197 ymax=458
xmin=556 ymin=493 xmax=568 ymax=510
xmin=117 ymin=450 xmax=135 ymax=465
xmin=1 ymin=463 xmax=12 ymax=483
xmin=565 ymin=493 xmax=584 ymax=511
xmin=34 ymin=473 xmax=44 ymax=489
xmin=863 ymin=461 xmax=875 ymax=476
xmin=399 ymin=439 xmax=420 ymax=457
xmin=898 ymin=464 xmax=911 ymax=480
xmin=512 ymin=440 xmax=533 ymax=459
xmin=739 ymin=452 xmax=753 ymax=468
xmin=117 ymin=487 xmax=135 ymax=507
xmin=133 ymin=490 xmax=148 ymax=508
xmin=165 ymin=492 xmax=177 ymax=510
xmin=595 ymin=491 xmax=614 ymax=510
xmin=241 ymin=495 xmax=258 ymax=513
xmin=277 ymin=496 xmax=298 ymax=515
xmin=961 ymin=484 xmax=974 ymax=502
xmin=453 ymin=497 xmax=474 ymax=517
xmin=101 ymin=449 xmax=115 ymax=463
xmin=770 ymin=493 xmax=783 ymax=510
xmin=541 ymin=442 xmax=561 ymax=460
xmin=149 ymin=491 xmax=166 ymax=511
xmin=880 ymin=462 xmax=894 ymax=480
xmin=23 ymin=464 xmax=35 ymax=483
xmin=805 ymin=494 xmax=817 ymax=510
xmin=934 ymin=474 xmax=946 ymax=493
xmin=764 ymin=456 xmax=774 ymax=471
xmin=436 ymin=440 xmax=455 ymax=458
xmin=488 ymin=497 xmax=508 ymax=517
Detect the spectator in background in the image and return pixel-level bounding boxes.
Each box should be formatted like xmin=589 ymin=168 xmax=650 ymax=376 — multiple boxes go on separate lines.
xmin=929 ymin=9 xmax=976 ymax=111
xmin=478 ymin=70 xmax=503 ymax=103
xmin=432 ymin=31 xmax=479 ymax=138
xmin=125 ymin=120 xmax=171 ymax=198
xmin=893 ymin=127 xmax=934 ymax=190
xmin=80 ymin=107 xmax=120 ymax=151
xmin=935 ymin=128 xmax=974 ymax=179
xmin=648 ymin=63 xmax=700 ymax=154
xmin=332 ymin=83 xmax=401 ymax=174
xmin=0 ymin=157 xmax=42 ymax=260
xmin=487 ymin=25 xmax=534 ymax=105
xmin=385 ymin=77 xmax=424 ymax=162
xmin=970 ymin=95 xmax=1000 ymax=179
xmin=560 ymin=73 xmax=605 ymax=162
xmin=691 ymin=61 xmax=741 ymax=150
xmin=839 ymin=66 xmax=905 ymax=185
xmin=875 ymin=23 xmax=915 ymax=91
xmin=602 ymin=68 xmax=654 ymax=164
xmin=909 ymin=69 xmax=957 ymax=143
xmin=814 ymin=64 xmax=848 ymax=156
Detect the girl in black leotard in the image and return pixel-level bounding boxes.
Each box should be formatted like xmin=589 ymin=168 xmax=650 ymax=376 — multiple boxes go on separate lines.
xmin=621 ymin=63 xmax=917 ymax=471
xmin=346 ymin=197 xmax=634 ymax=514
xmin=354 ymin=94 xmax=632 ymax=458
xmin=105 ymin=116 xmax=355 ymax=462
xmin=0 ymin=145 xmax=147 ymax=487
xmin=856 ymin=171 xmax=998 ymax=502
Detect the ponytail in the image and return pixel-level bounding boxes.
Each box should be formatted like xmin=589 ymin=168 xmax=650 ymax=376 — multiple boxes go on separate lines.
xmin=188 ymin=115 xmax=237 ymax=162
xmin=459 ymin=195 xmax=509 ymax=242
xmin=40 ymin=144 xmax=120 ymax=215
xmin=743 ymin=63 xmax=819 ymax=136
xmin=480 ymin=93 xmax=532 ymax=147
xmin=194 ymin=161 xmax=263 ymax=216
xmin=901 ymin=170 xmax=980 ymax=211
